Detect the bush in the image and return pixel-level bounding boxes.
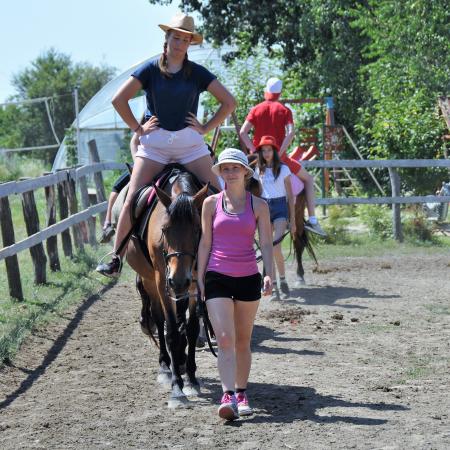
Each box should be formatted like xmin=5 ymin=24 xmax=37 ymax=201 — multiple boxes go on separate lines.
xmin=322 ymin=205 xmax=352 ymax=244
xmin=356 ymin=204 xmax=392 ymax=239
xmin=403 ymin=208 xmax=436 ymax=243
xmin=0 ymin=154 xmax=47 ymax=182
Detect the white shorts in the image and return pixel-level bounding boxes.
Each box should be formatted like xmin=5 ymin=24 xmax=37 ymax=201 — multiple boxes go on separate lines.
xmin=136 ymin=127 xmax=210 ymax=165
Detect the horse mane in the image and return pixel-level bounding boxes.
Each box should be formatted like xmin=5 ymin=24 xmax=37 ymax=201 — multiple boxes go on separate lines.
xmin=167 ymin=193 xmax=196 ymax=226
xmin=166 ymin=171 xmax=200 ymax=226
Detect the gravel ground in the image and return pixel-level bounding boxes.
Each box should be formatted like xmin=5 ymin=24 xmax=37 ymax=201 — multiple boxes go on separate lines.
xmin=1 ymin=253 xmax=449 ymax=450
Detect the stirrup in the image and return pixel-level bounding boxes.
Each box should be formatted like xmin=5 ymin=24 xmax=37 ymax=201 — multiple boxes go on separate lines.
xmin=97 ymin=251 xmax=123 ymax=272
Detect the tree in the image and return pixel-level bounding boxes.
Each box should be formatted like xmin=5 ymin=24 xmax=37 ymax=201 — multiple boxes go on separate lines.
xmin=150 ymin=0 xmax=368 ymax=128
xmin=2 ymin=48 xmax=116 ymax=161
xmin=352 ymin=0 xmax=450 ymax=192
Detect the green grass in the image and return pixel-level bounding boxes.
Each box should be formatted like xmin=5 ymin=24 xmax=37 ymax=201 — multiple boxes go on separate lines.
xmin=0 ymin=245 xmax=126 ymax=365
xmin=282 ymin=233 xmax=450 ymax=261
xmin=0 ymin=182 xmax=132 ymax=366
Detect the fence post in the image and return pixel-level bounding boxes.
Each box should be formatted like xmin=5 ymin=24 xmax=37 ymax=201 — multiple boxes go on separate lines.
xmin=22 ymin=190 xmax=47 ymax=284
xmin=88 ymin=139 xmax=107 ymax=226
xmin=66 ymin=173 xmax=84 ymax=251
xmin=44 ymin=181 xmax=61 ymax=271
xmin=388 ymin=168 xmax=403 ymax=242
xmin=0 ymin=197 xmax=24 ymax=300
xmin=57 ymin=179 xmax=73 ymax=258
xmin=79 ymin=175 xmax=97 ymax=246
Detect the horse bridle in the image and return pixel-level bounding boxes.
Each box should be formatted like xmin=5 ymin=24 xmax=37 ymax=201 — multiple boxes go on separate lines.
xmin=161 ymin=229 xmax=200 ymax=302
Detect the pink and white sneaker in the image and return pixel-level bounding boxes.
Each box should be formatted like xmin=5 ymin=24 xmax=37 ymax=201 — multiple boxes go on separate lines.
xmin=236 ymin=391 xmax=253 ymax=416
xmin=218 ymin=393 xmax=239 ymax=421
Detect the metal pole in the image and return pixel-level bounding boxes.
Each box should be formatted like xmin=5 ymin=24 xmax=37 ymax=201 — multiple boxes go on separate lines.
xmin=74 ymin=87 xmax=81 ymax=165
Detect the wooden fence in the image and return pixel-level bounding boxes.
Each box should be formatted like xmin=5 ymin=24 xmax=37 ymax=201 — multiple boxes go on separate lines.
xmin=2 ymin=151 xmax=449 ymax=300
xmin=0 ymin=140 xmax=125 ymax=300
xmin=301 ymin=159 xmax=450 ymax=241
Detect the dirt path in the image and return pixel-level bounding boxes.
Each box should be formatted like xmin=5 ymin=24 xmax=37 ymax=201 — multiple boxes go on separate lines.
xmin=1 ymin=253 xmax=450 ymax=449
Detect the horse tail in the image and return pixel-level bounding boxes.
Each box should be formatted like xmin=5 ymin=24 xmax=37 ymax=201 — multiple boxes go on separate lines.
xmin=292 ymin=191 xmax=319 ymax=277
xmin=135 ymin=275 xmax=159 ymax=348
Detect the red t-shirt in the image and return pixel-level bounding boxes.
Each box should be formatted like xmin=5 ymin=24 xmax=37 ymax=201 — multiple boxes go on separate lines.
xmin=246 ymin=100 xmax=294 ymax=148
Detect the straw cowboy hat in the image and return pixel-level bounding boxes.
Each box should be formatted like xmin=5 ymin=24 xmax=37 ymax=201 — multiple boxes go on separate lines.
xmin=159 ymin=13 xmax=203 ymax=45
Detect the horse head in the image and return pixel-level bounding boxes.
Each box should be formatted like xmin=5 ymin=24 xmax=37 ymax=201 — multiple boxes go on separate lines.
xmin=154 ymin=180 xmax=209 ymax=298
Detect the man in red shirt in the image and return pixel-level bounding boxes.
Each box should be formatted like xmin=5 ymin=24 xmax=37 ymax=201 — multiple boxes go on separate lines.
xmin=240 ymin=77 xmax=326 ymax=236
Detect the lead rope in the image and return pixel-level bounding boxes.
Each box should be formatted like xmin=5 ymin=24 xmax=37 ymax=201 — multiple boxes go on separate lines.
xmin=196 ymin=290 xmax=217 ymax=358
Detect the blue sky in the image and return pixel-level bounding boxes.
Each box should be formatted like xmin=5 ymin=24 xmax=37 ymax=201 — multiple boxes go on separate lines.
xmin=0 ymin=0 xmax=185 ymax=102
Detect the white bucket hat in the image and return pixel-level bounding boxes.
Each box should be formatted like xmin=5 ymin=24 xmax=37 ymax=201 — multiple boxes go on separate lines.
xmin=211 ymin=148 xmax=254 ymax=177
xmin=265 ymin=77 xmax=283 ymax=94
xmin=159 ymin=13 xmax=203 ymax=45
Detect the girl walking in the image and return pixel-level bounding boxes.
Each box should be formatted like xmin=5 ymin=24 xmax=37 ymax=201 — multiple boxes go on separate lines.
xmin=197 ymin=148 xmax=273 ymax=421
xmin=254 ymin=135 xmax=295 ymax=300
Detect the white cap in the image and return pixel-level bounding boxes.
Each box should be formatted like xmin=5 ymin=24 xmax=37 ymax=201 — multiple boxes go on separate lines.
xmin=211 ymin=148 xmax=254 ymax=177
xmin=265 ymin=77 xmax=283 ymax=94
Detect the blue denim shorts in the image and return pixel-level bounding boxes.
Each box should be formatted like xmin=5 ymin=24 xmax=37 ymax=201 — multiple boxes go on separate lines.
xmin=263 ymin=197 xmax=288 ymax=223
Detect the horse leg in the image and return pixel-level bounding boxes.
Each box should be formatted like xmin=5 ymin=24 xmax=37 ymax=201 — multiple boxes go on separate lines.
xmin=136 ymin=275 xmax=157 ymax=338
xmin=183 ymin=298 xmax=201 ymax=396
xmin=164 ymin=305 xmax=189 ymax=408
xmin=140 ymin=277 xmax=171 ymax=385
xmin=293 ymin=191 xmax=318 ymax=288
xmin=175 ymin=298 xmax=189 ymax=376
xmin=294 ymin=192 xmax=307 ymax=286
xmin=156 ymin=315 xmax=172 ymax=386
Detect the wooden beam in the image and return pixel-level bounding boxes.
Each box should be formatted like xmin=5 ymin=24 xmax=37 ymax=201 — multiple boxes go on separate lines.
xmin=88 ymin=140 xmax=107 ymax=225
xmin=389 ymin=168 xmax=403 ymax=242
xmin=44 ymin=183 xmax=61 ymax=271
xmin=301 ymin=159 xmax=450 ymax=169
xmin=57 ymin=180 xmax=73 ymax=258
xmin=22 ymin=190 xmax=47 ymax=284
xmin=0 ymin=203 xmax=107 ymax=261
xmin=0 ymin=197 xmax=23 ymax=300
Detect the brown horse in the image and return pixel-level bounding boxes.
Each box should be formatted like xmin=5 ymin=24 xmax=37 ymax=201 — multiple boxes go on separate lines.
xmin=126 ymin=169 xmax=209 ymax=408
xmin=247 ymin=155 xmax=317 ymax=284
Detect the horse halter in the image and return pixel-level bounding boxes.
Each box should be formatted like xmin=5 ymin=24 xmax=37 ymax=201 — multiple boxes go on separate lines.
xmin=161 ymin=228 xmax=200 ymax=302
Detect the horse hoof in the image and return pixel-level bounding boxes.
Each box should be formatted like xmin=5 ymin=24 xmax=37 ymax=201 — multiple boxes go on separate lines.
xmin=157 ymin=371 xmax=172 ymax=386
xmin=179 ymin=364 xmax=186 ymax=375
xmin=293 ymin=278 xmax=306 ymax=288
xmin=183 ymin=382 xmax=201 ymax=397
xmin=167 ymin=395 xmax=190 ymax=409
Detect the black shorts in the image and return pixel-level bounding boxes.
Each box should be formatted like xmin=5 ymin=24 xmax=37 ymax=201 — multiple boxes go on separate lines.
xmin=112 ymin=170 xmax=131 ymax=193
xmin=205 ymin=271 xmax=261 ymax=302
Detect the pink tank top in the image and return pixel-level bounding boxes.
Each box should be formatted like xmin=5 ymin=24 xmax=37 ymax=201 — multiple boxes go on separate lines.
xmin=207 ymin=191 xmax=258 ymax=277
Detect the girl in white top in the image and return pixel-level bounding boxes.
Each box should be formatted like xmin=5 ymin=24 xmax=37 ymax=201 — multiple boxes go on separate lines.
xmin=254 ymin=137 xmax=296 ymax=300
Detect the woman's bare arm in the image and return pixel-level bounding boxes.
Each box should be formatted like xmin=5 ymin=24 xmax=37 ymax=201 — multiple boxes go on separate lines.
xmin=186 ymin=79 xmax=236 ymax=134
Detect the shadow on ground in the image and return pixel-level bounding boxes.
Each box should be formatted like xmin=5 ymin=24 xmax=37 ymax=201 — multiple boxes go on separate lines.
xmin=200 ymin=377 xmax=408 ymax=427
xmin=0 ymin=281 xmax=116 ymax=410
xmin=287 ymin=285 xmax=400 ymax=309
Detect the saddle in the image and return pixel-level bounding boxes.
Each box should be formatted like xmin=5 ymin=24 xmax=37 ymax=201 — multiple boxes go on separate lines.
xmin=128 ymin=163 xmax=205 ymax=265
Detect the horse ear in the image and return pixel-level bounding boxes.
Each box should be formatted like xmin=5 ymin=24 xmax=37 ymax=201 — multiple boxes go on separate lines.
xmin=193 ymin=182 xmax=210 ymax=209
xmin=154 ymin=184 xmax=172 ymax=209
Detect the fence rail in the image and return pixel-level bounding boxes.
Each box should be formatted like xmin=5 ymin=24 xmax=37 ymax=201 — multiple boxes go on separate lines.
xmin=302 ymin=158 xmax=450 ymax=242
xmin=0 ymin=138 xmax=126 ymax=300
xmin=1 ymin=150 xmax=449 ymax=300
xmin=301 ymin=159 xmax=450 ymax=169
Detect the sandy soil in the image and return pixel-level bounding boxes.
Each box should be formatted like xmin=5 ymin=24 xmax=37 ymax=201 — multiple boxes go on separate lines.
xmin=1 ymin=253 xmax=449 ymax=450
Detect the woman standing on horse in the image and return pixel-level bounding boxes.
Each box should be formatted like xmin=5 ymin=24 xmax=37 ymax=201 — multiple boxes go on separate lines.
xmin=197 ymin=148 xmax=273 ymax=421
xmin=96 ymin=12 xmax=236 ymax=277
xmin=254 ymin=135 xmax=295 ymax=301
